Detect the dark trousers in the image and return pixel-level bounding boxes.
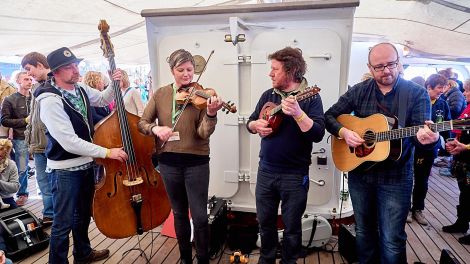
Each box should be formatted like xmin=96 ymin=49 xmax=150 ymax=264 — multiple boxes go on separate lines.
xmin=412 ymin=153 xmax=435 ymax=211
xmin=256 ymin=169 xmax=308 ymax=264
xmin=453 ymin=161 xmax=470 ymax=221
xmin=48 ymin=168 xmax=94 ymax=264
xmin=158 ymin=163 xmax=210 ymax=260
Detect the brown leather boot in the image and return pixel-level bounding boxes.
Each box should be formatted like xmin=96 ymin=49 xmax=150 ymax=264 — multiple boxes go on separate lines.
xmin=74 ymin=249 xmax=110 ymax=264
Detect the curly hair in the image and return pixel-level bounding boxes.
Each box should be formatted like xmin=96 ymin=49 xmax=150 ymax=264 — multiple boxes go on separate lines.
xmin=0 ymin=139 xmax=13 ymax=154
xmin=83 ymin=71 xmax=104 ymax=90
xmin=268 ymin=47 xmax=306 ymax=83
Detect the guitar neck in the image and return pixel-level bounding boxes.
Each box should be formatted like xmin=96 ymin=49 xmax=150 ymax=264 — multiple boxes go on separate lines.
xmin=376 ymin=120 xmax=454 ymax=142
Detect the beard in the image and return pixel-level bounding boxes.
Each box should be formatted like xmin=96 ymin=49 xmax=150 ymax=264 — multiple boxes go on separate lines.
xmin=375 ymin=72 xmax=397 ymax=86
xmin=64 ymin=75 xmax=79 ymax=85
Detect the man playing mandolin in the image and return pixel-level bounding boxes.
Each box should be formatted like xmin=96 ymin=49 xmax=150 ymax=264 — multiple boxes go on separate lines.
xmin=247 ymin=47 xmax=325 ymax=264
xmin=325 ymin=42 xmax=439 ymax=264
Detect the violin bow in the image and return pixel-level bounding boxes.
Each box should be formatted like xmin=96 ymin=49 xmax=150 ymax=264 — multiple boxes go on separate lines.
xmin=161 ymin=50 xmax=215 ymax=148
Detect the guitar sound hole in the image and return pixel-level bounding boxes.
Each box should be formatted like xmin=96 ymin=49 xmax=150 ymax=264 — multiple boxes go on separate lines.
xmin=363 ymin=130 xmax=376 ymax=148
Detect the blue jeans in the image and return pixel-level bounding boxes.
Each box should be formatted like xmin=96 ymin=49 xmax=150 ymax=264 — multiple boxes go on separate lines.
xmin=49 ymin=168 xmax=94 ymax=264
xmin=1 ymin=197 xmax=17 ymax=209
xmin=348 ymin=175 xmax=412 ymax=264
xmin=158 ymin=163 xmax=209 ymax=260
xmin=12 ymin=140 xmax=29 ymax=196
xmin=256 ymin=169 xmax=308 ymax=264
xmin=34 ymin=153 xmax=53 ymax=218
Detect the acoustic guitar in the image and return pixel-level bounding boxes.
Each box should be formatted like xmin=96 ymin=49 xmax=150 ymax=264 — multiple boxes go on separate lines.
xmin=331 ymin=113 xmax=470 ymax=172
xmin=259 ymin=85 xmax=320 ymax=133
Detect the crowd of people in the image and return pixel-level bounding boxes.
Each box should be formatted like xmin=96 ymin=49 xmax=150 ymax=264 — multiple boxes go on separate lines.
xmin=0 ymin=42 xmax=468 ymax=264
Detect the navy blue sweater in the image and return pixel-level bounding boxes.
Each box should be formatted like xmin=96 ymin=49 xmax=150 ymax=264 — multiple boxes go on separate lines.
xmin=248 ymin=88 xmax=325 ymax=175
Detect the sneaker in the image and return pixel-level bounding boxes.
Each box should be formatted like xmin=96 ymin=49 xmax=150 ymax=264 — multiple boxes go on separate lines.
xmin=15 ymin=195 xmax=28 ymax=206
xmin=406 ymin=211 xmax=412 ymax=223
xmin=74 ymin=249 xmax=110 ymax=264
xmin=413 ymin=210 xmax=428 ymax=226
xmin=0 ymin=203 xmax=10 ymax=210
xmin=439 ymin=168 xmax=453 ymax=177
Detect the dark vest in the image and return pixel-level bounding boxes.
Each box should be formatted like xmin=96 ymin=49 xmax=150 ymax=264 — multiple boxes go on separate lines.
xmin=35 ymin=82 xmax=95 ymax=161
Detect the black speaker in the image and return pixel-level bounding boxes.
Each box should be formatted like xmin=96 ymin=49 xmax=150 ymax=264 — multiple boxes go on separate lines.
xmin=0 ymin=207 xmax=50 ymax=261
xmin=338 ymin=224 xmax=358 ymax=264
xmin=439 ymin=249 xmax=461 ymax=264
xmin=207 ymin=196 xmax=227 ymax=258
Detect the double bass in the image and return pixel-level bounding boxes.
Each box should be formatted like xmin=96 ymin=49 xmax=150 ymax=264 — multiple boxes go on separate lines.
xmin=92 ymin=20 xmax=171 ymax=239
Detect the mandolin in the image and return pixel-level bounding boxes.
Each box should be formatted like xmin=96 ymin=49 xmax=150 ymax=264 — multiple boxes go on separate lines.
xmin=259 ymin=85 xmax=320 ymax=133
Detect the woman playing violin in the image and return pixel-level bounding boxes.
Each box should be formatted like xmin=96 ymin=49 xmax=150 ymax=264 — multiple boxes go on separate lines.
xmin=138 ymin=49 xmax=223 ymax=264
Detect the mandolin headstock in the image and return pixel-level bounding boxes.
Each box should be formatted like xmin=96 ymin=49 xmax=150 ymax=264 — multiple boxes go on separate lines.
xmin=296 ymin=84 xmax=321 ymax=102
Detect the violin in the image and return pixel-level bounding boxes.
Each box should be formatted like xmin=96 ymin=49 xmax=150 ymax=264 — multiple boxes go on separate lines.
xmin=176 ymin=82 xmax=237 ymax=114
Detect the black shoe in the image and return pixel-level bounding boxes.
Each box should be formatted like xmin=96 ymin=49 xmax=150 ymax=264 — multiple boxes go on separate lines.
xmin=74 ymin=249 xmax=110 ymax=264
xmin=41 ymin=217 xmax=53 ymax=228
xmin=196 ymin=256 xmax=209 ymax=264
xmin=459 ymin=234 xmax=470 ymax=245
xmin=442 ymin=220 xmax=469 ymax=233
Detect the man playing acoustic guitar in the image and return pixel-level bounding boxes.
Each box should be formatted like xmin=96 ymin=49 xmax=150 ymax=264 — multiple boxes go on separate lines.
xmin=247 ymin=47 xmax=325 ymax=264
xmin=325 ymin=43 xmax=439 ymax=264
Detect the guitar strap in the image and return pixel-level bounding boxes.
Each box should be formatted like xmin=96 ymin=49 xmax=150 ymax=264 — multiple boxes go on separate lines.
xmin=375 ymin=78 xmax=409 ymax=128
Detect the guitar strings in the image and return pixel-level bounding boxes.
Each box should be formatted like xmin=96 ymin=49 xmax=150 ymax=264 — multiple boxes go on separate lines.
xmin=359 ymin=119 xmax=469 ymax=142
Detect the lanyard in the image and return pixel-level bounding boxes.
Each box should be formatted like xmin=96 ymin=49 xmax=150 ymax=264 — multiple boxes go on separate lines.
xmin=171 ymin=83 xmax=182 ymax=125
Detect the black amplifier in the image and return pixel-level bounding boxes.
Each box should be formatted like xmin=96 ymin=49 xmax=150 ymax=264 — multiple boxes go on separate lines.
xmin=338 ymin=223 xmax=358 ymax=264
xmin=208 ymin=196 xmax=227 ymax=258
xmin=0 ymin=207 xmax=50 ymax=261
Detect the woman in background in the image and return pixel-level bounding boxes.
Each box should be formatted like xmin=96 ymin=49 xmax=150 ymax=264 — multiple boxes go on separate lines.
xmin=119 ymin=70 xmax=144 ymax=117
xmin=83 ymin=71 xmax=111 ymax=124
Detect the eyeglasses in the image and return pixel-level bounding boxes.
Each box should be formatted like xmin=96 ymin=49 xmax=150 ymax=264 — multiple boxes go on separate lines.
xmin=371 ymin=60 xmax=399 ymax=72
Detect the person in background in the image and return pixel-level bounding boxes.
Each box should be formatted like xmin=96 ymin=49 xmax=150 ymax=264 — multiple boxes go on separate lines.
xmin=35 ymin=47 xmax=127 ymax=264
xmin=0 ymin=72 xmax=17 ymax=140
xmin=138 ymin=49 xmax=223 ymax=264
xmin=439 ymin=69 xmax=466 ymax=120
xmin=120 ymin=70 xmax=144 ymax=116
xmin=83 ymin=71 xmax=111 ymax=124
xmin=410 ymin=76 xmax=425 ymax=87
xmin=0 ymin=139 xmax=19 ymax=209
xmin=407 ymin=74 xmax=451 ymax=226
xmin=1 ymin=72 xmax=32 ymax=207
xmin=325 ymin=43 xmax=439 ymax=263
xmin=247 ymin=47 xmax=325 ymax=264
xmin=21 ymin=51 xmax=54 ymax=226
xmin=442 ymin=79 xmax=470 ymax=245
xmin=361 ymin=72 xmax=373 ymax=82
xmin=0 ymin=138 xmax=18 ymax=264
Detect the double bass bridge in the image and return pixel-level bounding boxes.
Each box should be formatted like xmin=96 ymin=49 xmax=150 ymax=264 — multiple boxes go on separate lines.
xmin=123 ymin=177 xmax=144 ymax=186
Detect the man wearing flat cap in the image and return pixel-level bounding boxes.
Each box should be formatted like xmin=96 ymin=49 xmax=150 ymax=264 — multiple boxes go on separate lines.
xmin=34 ymin=47 xmax=128 ymax=264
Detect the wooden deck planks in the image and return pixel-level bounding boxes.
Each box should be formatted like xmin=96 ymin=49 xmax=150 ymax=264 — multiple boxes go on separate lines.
xmin=15 ymin=165 xmax=470 ymax=264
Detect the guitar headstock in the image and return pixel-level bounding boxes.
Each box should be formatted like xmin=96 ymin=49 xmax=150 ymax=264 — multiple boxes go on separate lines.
xmin=296 ymin=85 xmax=321 ymax=101
xmin=98 ymin=20 xmax=114 ymax=59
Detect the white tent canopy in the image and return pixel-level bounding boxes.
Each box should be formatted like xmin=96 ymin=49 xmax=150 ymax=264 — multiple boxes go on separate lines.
xmin=1 ymin=0 xmax=470 ymax=65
